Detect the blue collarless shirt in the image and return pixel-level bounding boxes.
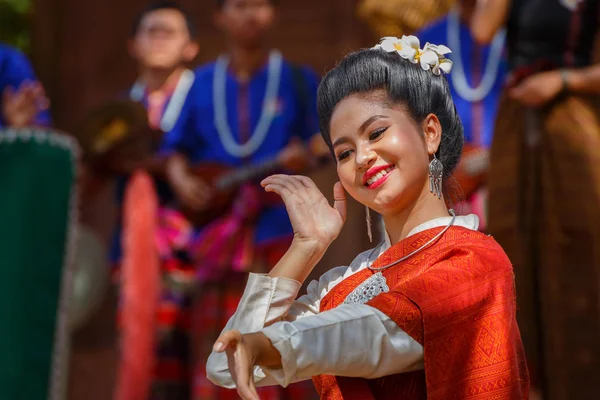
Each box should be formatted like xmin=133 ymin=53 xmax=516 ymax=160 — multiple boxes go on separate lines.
xmin=162 ymin=55 xmax=320 ymax=245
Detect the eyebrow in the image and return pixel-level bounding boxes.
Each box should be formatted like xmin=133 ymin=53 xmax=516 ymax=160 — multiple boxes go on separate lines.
xmin=332 ymin=114 xmax=389 ymax=148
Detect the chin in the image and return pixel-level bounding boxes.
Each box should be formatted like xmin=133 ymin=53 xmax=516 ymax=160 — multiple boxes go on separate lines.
xmin=366 ymin=183 xmax=416 ymax=216
xmin=146 ymin=58 xmax=179 ymax=70
xmin=359 ymin=190 xmax=402 ymax=214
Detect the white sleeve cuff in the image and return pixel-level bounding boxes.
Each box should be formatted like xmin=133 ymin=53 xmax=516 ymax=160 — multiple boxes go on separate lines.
xmin=206 ymin=273 xmax=302 ymax=389
xmin=260 ymin=323 xmax=301 ymax=387
xmin=229 ymin=273 xmax=301 ymax=331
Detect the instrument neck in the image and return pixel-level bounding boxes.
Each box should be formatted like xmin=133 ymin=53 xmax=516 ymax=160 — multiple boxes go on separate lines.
xmin=214 ymin=157 xmax=281 ymax=191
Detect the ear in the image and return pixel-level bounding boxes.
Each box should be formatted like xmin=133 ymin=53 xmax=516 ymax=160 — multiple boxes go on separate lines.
xmin=127 ymin=39 xmax=137 ymax=60
xmin=183 ymin=41 xmax=200 ymax=62
xmin=422 ymin=113 xmax=442 ymax=155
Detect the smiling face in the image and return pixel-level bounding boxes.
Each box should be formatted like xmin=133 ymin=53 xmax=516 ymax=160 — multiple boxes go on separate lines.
xmin=131 ymin=8 xmax=198 ymax=70
xmin=330 ymin=90 xmax=442 ymax=216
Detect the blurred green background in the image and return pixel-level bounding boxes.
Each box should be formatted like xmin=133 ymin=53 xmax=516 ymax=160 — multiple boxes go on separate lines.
xmin=0 ymin=0 xmax=32 ymax=52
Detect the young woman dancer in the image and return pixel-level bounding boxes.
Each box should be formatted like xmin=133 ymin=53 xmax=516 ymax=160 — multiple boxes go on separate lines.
xmin=206 ymin=35 xmax=529 ymax=399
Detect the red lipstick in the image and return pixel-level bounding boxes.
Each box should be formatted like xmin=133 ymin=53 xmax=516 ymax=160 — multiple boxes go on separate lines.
xmin=363 ymin=164 xmax=395 ymax=188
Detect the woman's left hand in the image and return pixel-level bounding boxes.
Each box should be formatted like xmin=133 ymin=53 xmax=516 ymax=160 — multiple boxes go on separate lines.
xmin=508 ymin=70 xmax=564 ymax=107
xmin=213 ymin=330 xmax=260 ymax=400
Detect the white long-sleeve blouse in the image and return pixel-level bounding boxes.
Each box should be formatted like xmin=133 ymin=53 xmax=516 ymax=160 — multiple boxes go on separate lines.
xmin=206 ymin=214 xmax=479 ymax=388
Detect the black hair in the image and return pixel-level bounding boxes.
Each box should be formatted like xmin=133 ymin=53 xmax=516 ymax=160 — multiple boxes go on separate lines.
xmin=317 ymin=48 xmax=464 ymax=181
xmin=131 ymin=1 xmax=197 ymax=39
xmin=216 ymin=0 xmax=279 ymax=9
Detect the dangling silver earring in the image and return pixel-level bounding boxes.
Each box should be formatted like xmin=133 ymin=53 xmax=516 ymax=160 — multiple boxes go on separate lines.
xmin=429 ymin=154 xmax=444 ymax=199
xmin=365 ymin=206 xmax=373 ymax=243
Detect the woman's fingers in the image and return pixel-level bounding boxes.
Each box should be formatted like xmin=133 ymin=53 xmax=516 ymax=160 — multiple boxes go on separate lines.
xmin=295 ymin=175 xmax=317 ymax=189
xmin=263 ymin=183 xmax=292 ymax=199
xmin=219 ymin=330 xmax=260 ymax=400
xmin=262 ymin=174 xmax=322 ymax=201
xmin=247 ymin=378 xmax=260 ymax=400
xmin=332 ymin=181 xmax=347 ymax=222
xmin=233 ymin=347 xmax=259 ymax=400
xmin=233 ymin=358 xmax=259 ymax=400
xmin=213 ymin=329 xmax=242 ymax=352
xmin=226 ymin=348 xmax=252 ymax=399
xmin=262 ymin=174 xmax=303 ymax=192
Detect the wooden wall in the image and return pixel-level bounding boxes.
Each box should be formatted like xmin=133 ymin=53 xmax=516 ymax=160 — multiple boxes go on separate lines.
xmin=28 ymin=1 xmax=378 ymax=399
xmin=31 ymin=0 xmax=375 ymax=133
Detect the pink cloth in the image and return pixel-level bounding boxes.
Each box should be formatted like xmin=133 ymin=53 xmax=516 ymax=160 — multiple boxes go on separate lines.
xmin=156 ymin=184 xmax=262 ymax=283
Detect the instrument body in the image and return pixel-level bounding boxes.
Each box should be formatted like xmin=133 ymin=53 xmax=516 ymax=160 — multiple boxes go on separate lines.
xmin=181 ymin=158 xmax=281 ymax=226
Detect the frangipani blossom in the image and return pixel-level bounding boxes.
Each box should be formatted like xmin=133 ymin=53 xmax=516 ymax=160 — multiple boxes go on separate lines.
xmin=422 ymin=43 xmax=454 ymax=75
xmin=379 ymin=37 xmax=404 ymax=53
xmin=424 ymin=43 xmax=452 ymax=56
xmin=436 ymin=59 xmax=453 ymax=75
xmin=419 ymin=49 xmax=439 ymax=72
xmin=398 ymin=35 xmax=421 ymax=63
xmin=373 ymin=35 xmax=453 ymax=75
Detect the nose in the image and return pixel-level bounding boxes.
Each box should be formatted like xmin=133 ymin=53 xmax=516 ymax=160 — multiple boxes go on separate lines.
xmin=355 ymin=145 xmax=376 ymax=170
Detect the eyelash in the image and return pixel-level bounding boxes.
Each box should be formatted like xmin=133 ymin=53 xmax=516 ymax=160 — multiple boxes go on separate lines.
xmin=337 ymin=149 xmax=351 ymax=161
xmin=369 ymin=127 xmax=387 ymax=141
xmin=336 ymin=127 xmax=388 ymax=161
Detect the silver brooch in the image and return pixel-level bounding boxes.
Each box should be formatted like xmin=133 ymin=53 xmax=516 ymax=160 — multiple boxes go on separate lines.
xmin=343 ymin=272 xmax=390 ymax=305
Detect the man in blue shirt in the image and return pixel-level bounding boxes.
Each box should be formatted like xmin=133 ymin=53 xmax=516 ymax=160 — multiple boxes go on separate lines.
xmin=160 ymin=0 xmax=322 ymax=398
xmin=116 ymin=1 xmax=321 ymax=399
xmin=0 ymin=43 xmax=51 ymax=128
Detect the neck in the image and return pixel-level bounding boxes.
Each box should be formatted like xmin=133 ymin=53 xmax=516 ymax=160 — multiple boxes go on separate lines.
xmin=458 ymin=2 xmax=475 ymax=25
xmin=138 ymin=66 xmax=185 ymax=93
xmin=382 ymin=186 xmax=450 ymax=244
xmin=227 ymin=45 xmax=270 ymax=83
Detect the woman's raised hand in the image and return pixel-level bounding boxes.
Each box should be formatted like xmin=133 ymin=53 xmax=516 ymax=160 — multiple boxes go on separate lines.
xmin=261 ymin=175 xmax=346 ymax=249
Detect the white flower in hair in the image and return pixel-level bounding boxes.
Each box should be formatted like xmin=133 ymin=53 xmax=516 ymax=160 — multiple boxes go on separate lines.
xmin=376 ymin=36 xmax=404 ymax=53
xmin=373 ymin=35 xmax=453 ymax=75
xmin=421 ymin=43 xmax=453 ymax=75
xmin=398 ymin=35 xmax=421 ymax=64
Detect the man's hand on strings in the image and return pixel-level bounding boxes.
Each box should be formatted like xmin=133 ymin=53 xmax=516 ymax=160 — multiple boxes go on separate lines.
xmin=277 ymin=138 xmax=310 ymax=173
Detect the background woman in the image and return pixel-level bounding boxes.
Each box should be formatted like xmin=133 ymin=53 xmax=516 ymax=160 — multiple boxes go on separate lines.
xmin=470 ymin=1 xmax=600 ymax=397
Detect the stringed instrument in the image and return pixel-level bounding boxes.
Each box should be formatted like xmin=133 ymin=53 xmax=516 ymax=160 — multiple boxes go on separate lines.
xmin=183 ymin=157 xmax=284 ymax=226
xmin=181 ymin=141 xmax=330 ymax=227
xmin=452 ymin=143 xmax=490 ymax=198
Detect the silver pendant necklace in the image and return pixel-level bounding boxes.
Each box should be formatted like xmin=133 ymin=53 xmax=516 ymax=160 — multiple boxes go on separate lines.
xmin=344 ymin=210 xmax=456 ymax=305
xmin=213 ymin=49 xmax=283 ymax=158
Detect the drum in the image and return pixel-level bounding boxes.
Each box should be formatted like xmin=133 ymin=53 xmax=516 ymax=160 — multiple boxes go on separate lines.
xmin=0 ymin=127 xmax=79 ymax=400
xmin=69 ymin=224 xmax=109 ymax=332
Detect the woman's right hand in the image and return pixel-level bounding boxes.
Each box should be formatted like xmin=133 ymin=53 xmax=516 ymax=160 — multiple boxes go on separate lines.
xmin=261 ymin=175 xmax=346 ymax=249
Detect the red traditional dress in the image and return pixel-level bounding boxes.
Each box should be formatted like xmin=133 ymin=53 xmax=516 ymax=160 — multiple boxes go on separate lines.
xmin=206 ymin=215 xmax=530 ymax=399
